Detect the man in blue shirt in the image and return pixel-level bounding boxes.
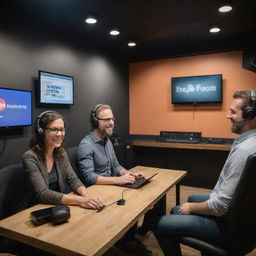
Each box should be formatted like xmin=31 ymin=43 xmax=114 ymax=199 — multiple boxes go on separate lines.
xmin=77 ymin=104 xmax=153 ymax=256
xmin=155 ymin=90 xmax=256 ymax=256
xmin=78 ymin=104 xmax=144 ymax=186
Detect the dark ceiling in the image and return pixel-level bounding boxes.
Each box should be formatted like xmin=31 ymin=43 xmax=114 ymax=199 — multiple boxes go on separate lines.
xmin=1 ymin=0 xmax=255 ymax=62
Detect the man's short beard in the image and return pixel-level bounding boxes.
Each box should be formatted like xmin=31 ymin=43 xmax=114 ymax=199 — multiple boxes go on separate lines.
xmin=231 ymin=122 xmax=243 ymax=134
xmin=98 ymin=127 xmax=113 ymax=137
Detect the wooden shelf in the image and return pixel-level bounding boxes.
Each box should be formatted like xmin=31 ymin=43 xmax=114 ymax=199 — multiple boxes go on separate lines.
xmin=132 ymin=139 xmax=231 ymax=151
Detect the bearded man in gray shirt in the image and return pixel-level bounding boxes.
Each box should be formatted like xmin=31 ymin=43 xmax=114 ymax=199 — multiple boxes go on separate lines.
xmin=155 ymin=90 xmax=256 ymax=256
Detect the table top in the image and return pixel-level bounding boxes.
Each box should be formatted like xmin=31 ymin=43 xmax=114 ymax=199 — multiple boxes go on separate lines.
xmin=0 ymin=166 xmax=187 ymax=256
xmin=132 ymin=139 xmax=232 ymax=151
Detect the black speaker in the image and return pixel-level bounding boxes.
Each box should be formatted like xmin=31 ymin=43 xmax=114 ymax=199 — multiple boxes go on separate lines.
xmin=243 ymin=49 xmax=256 ymax=73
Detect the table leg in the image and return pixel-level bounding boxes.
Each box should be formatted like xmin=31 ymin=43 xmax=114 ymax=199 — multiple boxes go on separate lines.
xmin=176 ymin=183 xmax=180 ymax=205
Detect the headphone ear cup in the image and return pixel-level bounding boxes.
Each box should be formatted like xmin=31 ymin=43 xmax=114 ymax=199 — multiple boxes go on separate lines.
xmin=90 ymin=112 xmax=98 ymax=128
xmin=38 ymin=127 xmax=43 ymax=135
xmin=91 ymin=104 xmax=102 ymax=129
xmin=243 ymin=106 xmax=256 ymax=120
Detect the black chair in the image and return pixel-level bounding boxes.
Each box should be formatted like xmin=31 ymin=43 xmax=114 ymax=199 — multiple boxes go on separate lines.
xmin=66 ymin=146 xmax=79 ymax=175
xmin=0 ymin=164 xmax=41 ymax=255
xmin=179 ymin=152 xmax=256 ymax=256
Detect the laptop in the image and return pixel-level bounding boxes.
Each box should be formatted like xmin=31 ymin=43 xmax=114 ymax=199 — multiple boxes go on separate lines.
xmin=118 ymin=172 xmax=159 ymax=189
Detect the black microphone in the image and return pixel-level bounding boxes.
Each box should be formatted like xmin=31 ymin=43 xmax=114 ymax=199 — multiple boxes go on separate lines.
xmin=117 ymin=189 xmax=129 ymax=205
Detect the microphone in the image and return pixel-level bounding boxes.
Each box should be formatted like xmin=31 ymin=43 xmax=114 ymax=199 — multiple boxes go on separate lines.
xmin=117 ymin=189 xmax=129 ymax=205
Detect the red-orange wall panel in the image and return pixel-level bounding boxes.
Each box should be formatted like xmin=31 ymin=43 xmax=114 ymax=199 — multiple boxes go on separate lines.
xmin=129 ymin=51 xmax=256 ymax=138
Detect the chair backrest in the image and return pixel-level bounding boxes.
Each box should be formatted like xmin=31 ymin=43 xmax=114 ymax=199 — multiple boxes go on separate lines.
xmin=0 ymin=164 xmax=34 ymax=220
xmin=66 ymin=147 xmax=79 ymax=175
xmin=227 ymin=152 xmax=256 ymax=254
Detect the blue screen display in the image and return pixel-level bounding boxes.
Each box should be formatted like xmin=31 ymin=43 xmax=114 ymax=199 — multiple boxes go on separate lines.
xmin=39 ymin=71 xmax=74 ymax=105
xmin=0 ymin=88 xmax=32 ymax=127
xmin=171 ymin=74 xmax=222 ymax=104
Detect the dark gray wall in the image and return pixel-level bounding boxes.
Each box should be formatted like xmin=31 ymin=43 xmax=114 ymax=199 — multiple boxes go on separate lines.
xmin=0 ymin=30 xmax=129 ymax=168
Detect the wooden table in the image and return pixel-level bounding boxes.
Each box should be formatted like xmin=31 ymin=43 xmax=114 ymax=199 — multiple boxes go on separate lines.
xmin=0 ymin=166 xmax=187 ymax=256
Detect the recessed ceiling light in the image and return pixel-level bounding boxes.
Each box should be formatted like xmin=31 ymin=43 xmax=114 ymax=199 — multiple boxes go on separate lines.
xmin=128 ymin=42 xmax=136 ymax=47
xmin=209 ymin=25 xmax=221 ymax=33
xmin=85 ymin=17 xmax=97 ymax=24
xmin=219 ymin=5 xmax=232 ymax=12
xmin=110 ymin=29 xmax=120 ymax=36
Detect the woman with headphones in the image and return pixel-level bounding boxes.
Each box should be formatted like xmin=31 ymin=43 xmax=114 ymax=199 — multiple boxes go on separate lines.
xmin=23 ymin=110 xmax=103 ymax=209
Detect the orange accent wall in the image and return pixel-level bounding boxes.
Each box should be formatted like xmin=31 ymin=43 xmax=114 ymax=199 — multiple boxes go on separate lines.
xmin=129 ymin=51 xmax=256 ymax=138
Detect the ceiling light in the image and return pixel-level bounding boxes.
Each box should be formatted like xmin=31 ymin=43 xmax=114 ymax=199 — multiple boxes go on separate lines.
xmin=209 ymin=25 xmax=221 ymax=33
xmin=128 ymin=42 xmax=136 ymax=47
xmin=110 ymin=29 xmax=120 ymax=36
xmin=219 ymin=4 xmax=232 ymax=12
xmin=85 ymin=17 xmax=97 ymax=24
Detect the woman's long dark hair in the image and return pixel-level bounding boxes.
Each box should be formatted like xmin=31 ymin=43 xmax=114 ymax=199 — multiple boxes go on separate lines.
xmin=29 ymin=111 xmax=66 ymax=160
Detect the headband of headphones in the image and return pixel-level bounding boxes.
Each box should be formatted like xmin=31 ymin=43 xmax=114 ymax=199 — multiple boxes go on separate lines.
xmin=92 ymin=104 xmax=103 ymax=119
xmin=36 ymin=110 xmax=60 ymax=134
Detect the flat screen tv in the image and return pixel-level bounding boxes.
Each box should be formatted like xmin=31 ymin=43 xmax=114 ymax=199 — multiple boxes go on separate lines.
xmin=171 ymin=74 xmax=222 ymax=104
xmin=39 ymin=70 xmax=74 ymax=105
xmin=0 ymin=88 xmax=32 ymax=127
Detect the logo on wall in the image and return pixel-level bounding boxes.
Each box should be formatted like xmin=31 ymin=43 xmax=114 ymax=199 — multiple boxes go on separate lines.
xmin=0 ymin=98 xmax=7 ymax=111
xmin=175 ymin=84 xmax=217 ymax=94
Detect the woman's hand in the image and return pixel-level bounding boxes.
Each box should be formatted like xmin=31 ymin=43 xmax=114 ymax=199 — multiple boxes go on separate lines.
xmin=80 ymin=193 xmax=104 ymax=209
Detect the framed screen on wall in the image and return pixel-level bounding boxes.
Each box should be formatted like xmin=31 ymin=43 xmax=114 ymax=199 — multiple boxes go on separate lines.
xmin=171 ymin=74 xmax=222 ymax=104
xmin=39 ymin=70 xmax=74 ymax=105
xmin=0 ymin=87 xmax=32 ymax=127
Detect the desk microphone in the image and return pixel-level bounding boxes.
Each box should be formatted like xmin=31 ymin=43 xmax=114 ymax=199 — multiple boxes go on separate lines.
xmin=96 ymin=189 xmax=129 ymax=212
xmin=117 ymin=189 xmax=129 ymax=205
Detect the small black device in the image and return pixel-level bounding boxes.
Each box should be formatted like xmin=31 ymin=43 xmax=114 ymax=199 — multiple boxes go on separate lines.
xmin=117 ymin=199 xmax=126 ymax=205
xmin=96 ymin=205 xmax=106 ymax=212
xmin=118 ymin=172 xmax=159 ymax=189
xmin=159 ymin=131 xmax=201 ymax=144
xmin=30 ymin=205 xmax=70 ymax=226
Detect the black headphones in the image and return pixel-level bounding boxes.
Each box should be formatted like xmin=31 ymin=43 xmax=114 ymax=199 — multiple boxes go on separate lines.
xmin=90 ymin=104 xmax=103 ymax=129
xmin=31 ymin=205 xmax=70 ymax=226
xmin=242 ymin=90 xmax=256 ymax=120
xmin=36 ymin=110 xmax=60 ymax=135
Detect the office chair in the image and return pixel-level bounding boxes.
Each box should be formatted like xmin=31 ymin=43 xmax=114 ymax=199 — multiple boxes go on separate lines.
xmin=179 ymin=152 xmax=256 ymax=256
xmin=66 ymin=146 xmax=79 ymax=175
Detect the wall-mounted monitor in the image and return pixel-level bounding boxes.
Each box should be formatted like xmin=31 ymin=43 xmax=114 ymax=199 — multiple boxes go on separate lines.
xmin=39 ymin=70 xmax=74 ymax=105
xmin=171 ymin=74 xmax=222 ymax=104
xmin=0 ymin=88 xmax=32 ymax=128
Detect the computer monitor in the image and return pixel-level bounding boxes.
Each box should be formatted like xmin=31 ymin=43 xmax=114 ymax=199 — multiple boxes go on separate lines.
xmin=38 ymin=70 xmax=74 ymax=105
xmin=171 ymin=74 xmax=222 ymax=104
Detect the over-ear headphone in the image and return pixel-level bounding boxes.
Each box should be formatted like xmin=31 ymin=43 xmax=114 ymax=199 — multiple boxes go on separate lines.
xmin=36 ymin=110 xmax=60 ymax=135
xmin=30 ymin=205 xmax=70 ymax=226
xmin=90 ymin=104 xmax=103 ymax=129
xmin=242 ymin=90 xmax=256 ymax=120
